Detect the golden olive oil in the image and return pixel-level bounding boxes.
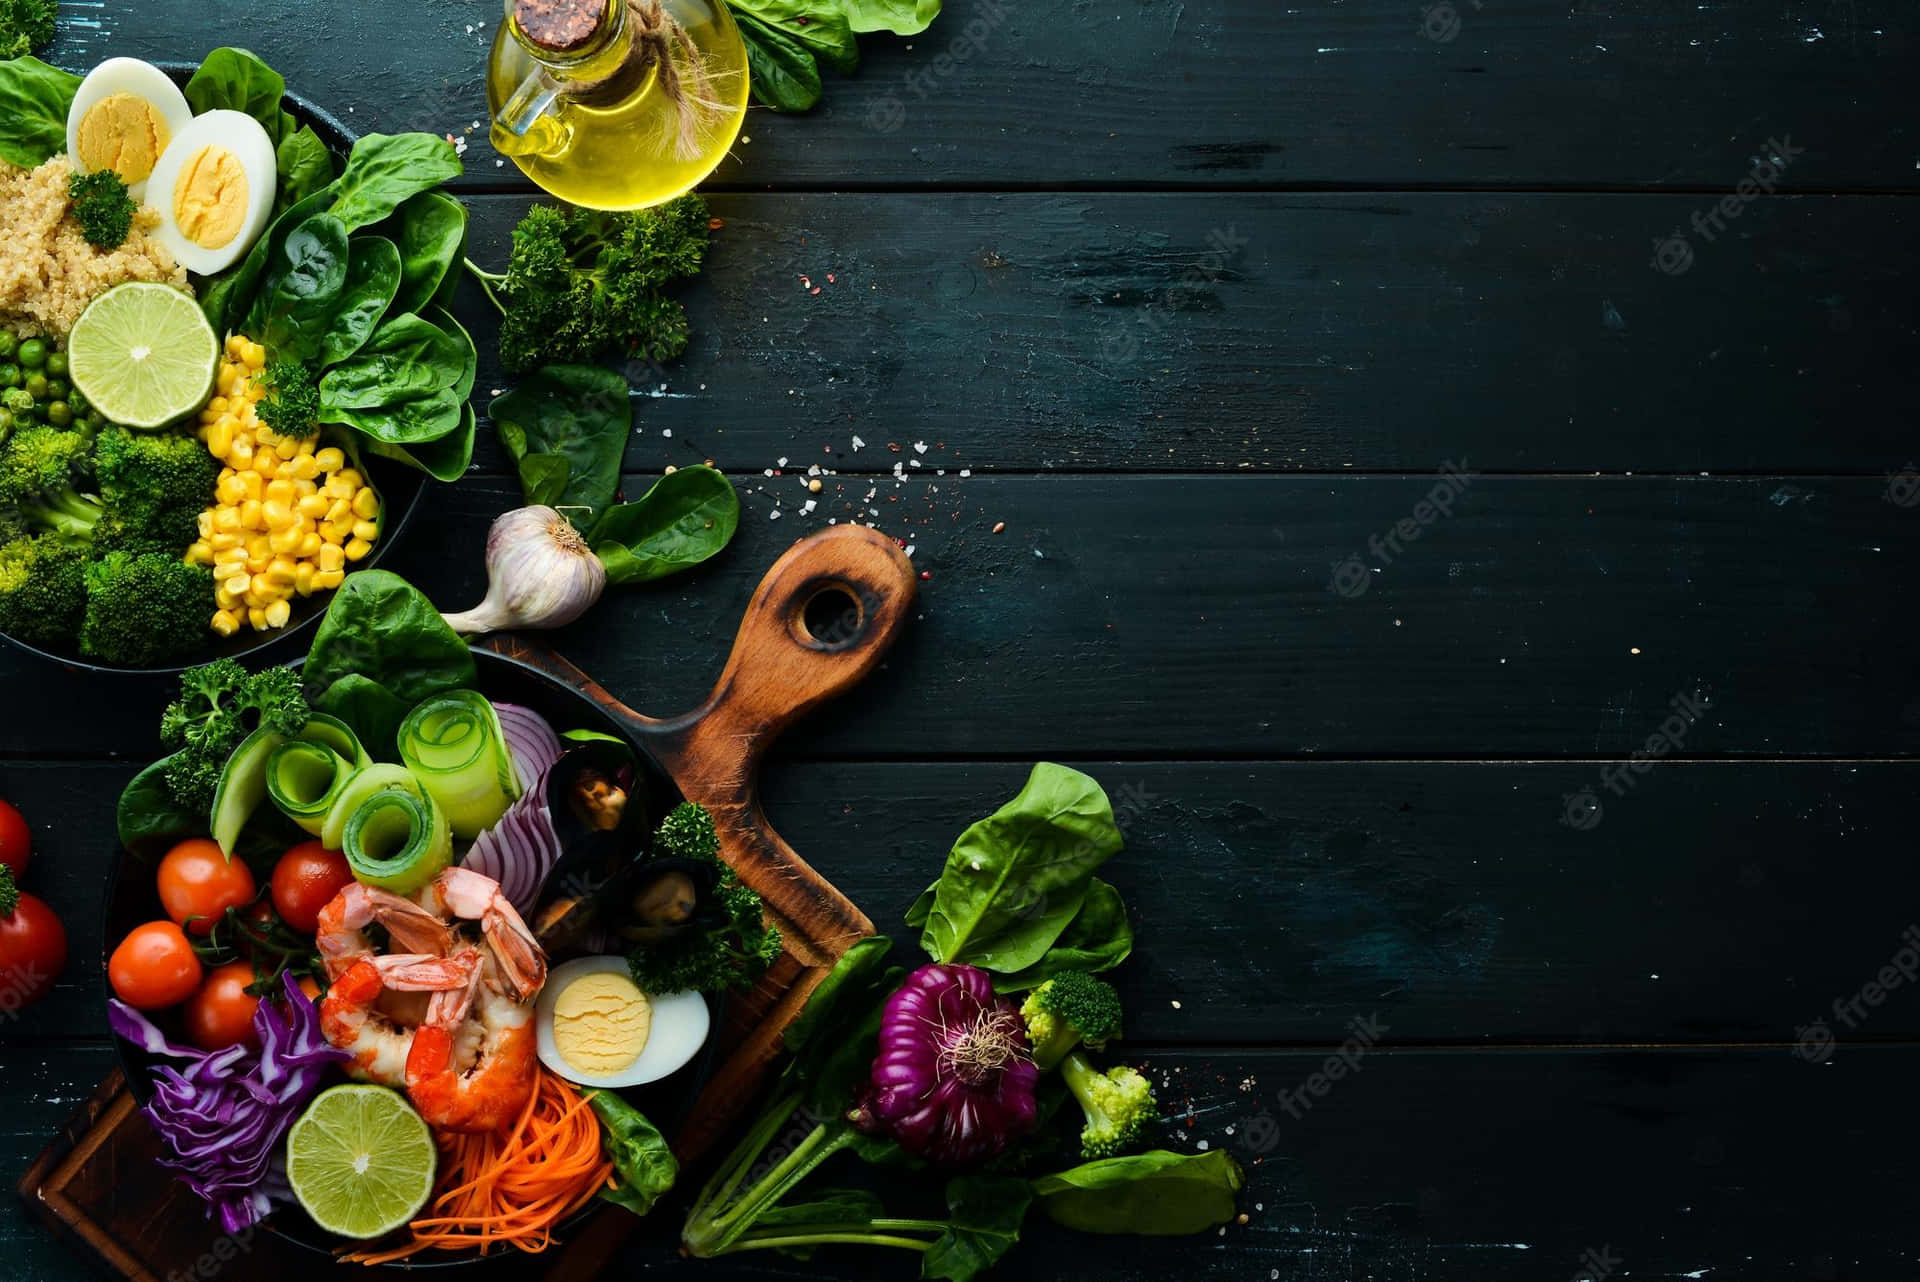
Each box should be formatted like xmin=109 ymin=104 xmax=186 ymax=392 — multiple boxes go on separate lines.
xmin=486 ymin=0 xmax=747 ymax=210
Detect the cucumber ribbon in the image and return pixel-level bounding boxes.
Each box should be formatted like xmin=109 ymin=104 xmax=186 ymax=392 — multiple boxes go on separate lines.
xmin=398 ymin=690 xmax=520 ymax=839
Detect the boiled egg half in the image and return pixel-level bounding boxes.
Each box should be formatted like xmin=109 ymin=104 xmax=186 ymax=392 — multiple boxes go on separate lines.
xmin=66 ymin=58 xmax=195 ymax=201
xmin=144 ymin=110 xmax=277 ymax=275
xmin=534 ymin=956 xmax=710 ymax=1090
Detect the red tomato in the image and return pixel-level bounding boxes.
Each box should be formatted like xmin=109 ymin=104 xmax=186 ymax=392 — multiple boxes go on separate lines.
xmin=270 ymin=842 xmax=354 ymax=934
xmin=108 ymin=921 xmax=202 ymax=1009
xmin=156 ymin=838 xmax=256 ymax=936
xmin=0 ymin=800 xmax=28 ymax=880
xmin=0 ymin=889 xmax=65 ymax=1011
xmin=183 ymin=961 xmax=262 ymax=1051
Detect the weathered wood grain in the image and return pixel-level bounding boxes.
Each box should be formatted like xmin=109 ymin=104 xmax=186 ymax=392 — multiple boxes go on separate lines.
xmin=14 ymin=759 xmax=1920 ymax=1048
xmin=7 ymin=474 xmax=1914 ymax=759
xmin=52 ymin=0 xmax=1920 ymax=191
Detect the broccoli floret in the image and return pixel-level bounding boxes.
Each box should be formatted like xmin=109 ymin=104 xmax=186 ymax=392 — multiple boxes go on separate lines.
xmin=465 ymin=195 xmax=710 ymax=374
xmin=0 ymin=0 xmax=56 ymax=59
xmin=627 ymin=801 xmax=782 ymax=996
xmin=255 ymin=361 xmax=321 ymax=439
xmin=0 ymin=535 xmax=84 ymax=647
xmin=68 ymin=169 xmax=136 ymax=250
xmin=77 ymin=552 xmax=214 ymax=666
xmin=0 ymin=426 xmax=90 ymax=507
xmin=92 ymin=426 xmax=218 ymax=553
xmin=1058 ymin=1052 xmax=1156 ymax=1160
xmin=1020 ymin=972 xmax=1124 ymax=1070
xmin=158 ymin=658 xmax=310 ymax=810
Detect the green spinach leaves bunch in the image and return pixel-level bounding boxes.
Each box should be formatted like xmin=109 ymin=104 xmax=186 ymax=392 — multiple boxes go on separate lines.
xmin=730 ymin=0 xmax=943 ymax=113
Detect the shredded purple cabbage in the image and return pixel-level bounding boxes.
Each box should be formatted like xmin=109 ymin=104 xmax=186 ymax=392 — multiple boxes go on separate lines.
xmin=107 ymin=971 xmax=349 ymax=1233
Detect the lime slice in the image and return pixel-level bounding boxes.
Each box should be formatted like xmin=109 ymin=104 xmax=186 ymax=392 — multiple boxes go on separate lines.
xmin=286 ymin=1084 xmax=437 ymax=1240
xmin=66 ymin=282 xmax=217 ymax=429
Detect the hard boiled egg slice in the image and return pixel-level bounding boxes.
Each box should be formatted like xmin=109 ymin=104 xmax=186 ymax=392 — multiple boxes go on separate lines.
xmin=534 ymin=955 xmax=711 ymax=1091
xmin=144 ymin=111 xmax=277 ymax=276
xmin=65 ymin=58 xmax=194 ymax=201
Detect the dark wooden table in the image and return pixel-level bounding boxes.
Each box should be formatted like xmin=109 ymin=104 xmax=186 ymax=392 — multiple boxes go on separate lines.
xmin=6 ymin=1 xmax=1920 ymax=1278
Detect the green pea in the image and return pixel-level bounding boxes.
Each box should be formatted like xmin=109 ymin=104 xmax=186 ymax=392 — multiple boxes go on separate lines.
xmin=0 ymin=408 xmax=13 ymax=435
xmin=44 ymin=401 xmax=71 ymax=427
xmin=24 ymin=373 xmax=48 ymax=400
xmin=0 ymin=365 xmax=17 ymax=389
xmin=67 ymin=391 xmax=87 ymax=415
xmin=43 ymin=351 xmax=66 ymax=378
xmin=17 ymin=338 xmax=46 ymax=369
xmin=85 ymin=410 xmax=104 ymax=431
xmin=0 ymin=333 xmax=16 ymax=360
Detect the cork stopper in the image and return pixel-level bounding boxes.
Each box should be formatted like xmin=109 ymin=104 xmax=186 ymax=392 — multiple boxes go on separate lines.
xmin=513 ymin=0 xmax=609 ymax=55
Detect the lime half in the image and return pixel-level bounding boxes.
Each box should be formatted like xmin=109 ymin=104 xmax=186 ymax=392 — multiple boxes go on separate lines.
xmin=286 ymin=1084 xmax=437 ymax=1240
xmin=66 ymin=282 xmax=217 ymax=429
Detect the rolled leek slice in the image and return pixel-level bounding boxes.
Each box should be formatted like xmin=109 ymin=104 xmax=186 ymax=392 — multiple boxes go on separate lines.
xmin=265 ymin=740 xmax=355 ymax=836
xmin=398 ymin=690 xmax=520 ymax=839
xmin=320 ymin=763 xmax=421 ymax=851
xmin=342 ymin=788 xmax=452 ymax=894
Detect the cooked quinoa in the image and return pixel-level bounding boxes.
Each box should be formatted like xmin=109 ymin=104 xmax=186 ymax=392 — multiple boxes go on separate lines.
xmin=0 ymin=155 xmax=189 ymax=338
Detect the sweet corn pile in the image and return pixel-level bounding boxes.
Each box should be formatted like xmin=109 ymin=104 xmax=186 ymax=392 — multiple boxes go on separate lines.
xmin=184 ymin=335 xmax=381 ymax=636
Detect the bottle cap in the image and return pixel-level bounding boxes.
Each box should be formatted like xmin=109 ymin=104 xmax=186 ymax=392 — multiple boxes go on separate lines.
xmin=513 ymin=0 xmax=609 ymax=56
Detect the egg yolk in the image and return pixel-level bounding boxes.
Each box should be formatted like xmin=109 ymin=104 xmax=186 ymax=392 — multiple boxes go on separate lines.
xmin=76 ymin=93 xmax=170 ymax=183
xmin=552 ymin=971 xmax=652 ymax=1075
xmin=172 ymin=145 xmax=250 ymax=250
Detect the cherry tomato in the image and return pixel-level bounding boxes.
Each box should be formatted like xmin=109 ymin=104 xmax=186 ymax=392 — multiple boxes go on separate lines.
xmin=156 ymin=838 xmax=256 ymax=936
xmin=0 ymin=800 xmax=28 ymax=880
xmin=0 ymin=889 xmax=65 ymax=1011
xmin=183 ymin=961 xmax=262 ymax=1051
xmin=270 ymin=842 xmax=354 ymax=934
xmin=108 ymin=921 xmax=202 ymax=1009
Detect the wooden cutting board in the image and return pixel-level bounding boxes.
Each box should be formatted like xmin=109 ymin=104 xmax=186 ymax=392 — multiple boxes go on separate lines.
xmin=16 ymin=524 xmax=917 ymax=1279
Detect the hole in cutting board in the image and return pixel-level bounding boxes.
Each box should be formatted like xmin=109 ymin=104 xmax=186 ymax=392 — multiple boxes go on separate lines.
xmin=800 ymin=584 xmax=864 ymax=648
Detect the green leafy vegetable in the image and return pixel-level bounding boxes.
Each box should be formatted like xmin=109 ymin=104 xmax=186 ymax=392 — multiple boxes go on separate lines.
xmin=325 ymin=132 xmax=462 ymax=234
xmin=363 ymin=402 xmax=475 ymax=482
xmin=0 ymin=1 xmax=56 ymax=61
xmin=843 ymin=0 xmax=944 ymax=34
xmin=920 ymin=1176 xmax=1033 ymax=1282
xmin=198 ymin=187 xmax=333 ymax=337
xmin=590 ymin=466 xmax=740 ymax=587
xmin=67 ymin=170 xmax=135 ymax=250
xmin=0 ymin=56 xmax=78 ymax=168
xmin=116 ymin=752 xmax=209 ymax=858
xmin=313 ymin=237 xmax=402 ymax=367
xmin=916 ymin=763 xmax=1126 ymax=974
xmin=247 ymin=212 xmax=351 ymax=361
xmin=728 ymin=0 xmax=944 ymax=112
xmin=989 ymin=878 xmax=1133 ymax=992
xmin=1030 ymin=1150 xmax=1243 ymax=1236
xmin=119 ymin=659 xmax=310 ymax=822
xmin=385 ymin=191 xmax=468 ymax=317
xmin=303 ymin=569 xmax=475 ymax=706
xmin=183 ymin=47 xmax=295 ymax=144
xmin=273 ymin=125 xmax=334 ymax=215
xmin=488 ymin=363 xmax=629 ymax=523
xmin=309 ymin=673 xmax=409 ymax=763
xmin=318 ymin=312 xmax=469 ymax=415
xmin=587 ymin=1091 xmax=678 ymax=1217
xmin=462 ymin=196 xmax=710 ymax=374
xmin=731 ymin=10 xmax=824 ymax=113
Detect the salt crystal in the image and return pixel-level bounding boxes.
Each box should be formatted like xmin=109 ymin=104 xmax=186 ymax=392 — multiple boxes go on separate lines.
xmin=904 ymin=544 xmax=916 ymax=556
xmin=913 ymin=441 xmax=928 ymax=454
xmin=910 ymin=458 xmax=921 ymax=468
xmin=763 ymin=469 xmax=774 ymax=478
xmin=1170 ymin=999 xmax=1182 ymax=1009
xmin=958 ymin=468 xmax=971 ymax=478
xmin=777 ymin=456 xmax=788 ymax=467
xmin=807 ymin=464 xmax=821 ymax=476
xmin=1197 ymin=1140 xmax=1209 ymax=1151
xmin=769 ymin=509 xmax=782 ymax=520
xmin=662 ymin=428 xmax=672 ymax=437
xmin=851 ymin=435 xmax=865 ymax=450
xmin=801 ymin=500 xmax=817 ymax=515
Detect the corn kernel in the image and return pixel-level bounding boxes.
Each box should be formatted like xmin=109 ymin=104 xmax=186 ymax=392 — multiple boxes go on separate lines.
xmin=215 ymin=584 xmax=241 ymax=609
xmin=295 ymin=531 xmax=322 ymax=559
xmin=196 ymin=510 xmax=215 ymax=538
xmin=293 ymin=478 xmax=318 ymax=499
xmin=255 ymin=423 xmax=278 ymax=444
xmin=318 ymin=544 xmax=345 ymax=573
xmin=323 ymin=475 xmax=352 ymax=500
xmin=311 ymin=568 xmax=345 ymax=591
xmin=208 ymin=531 xmax=241 ymax=552
xmin=207 ymin=420 xmax=233 ymax=458
xmin=264 ymin=599 xmax=291 ymax=629
xmin=253 ymin=451 xmax=278 ymax=476
xmin=216 ymin=475 xmax=245 ymax=505
xmin=323 ymin=519 xmax=353 ymax=545
xmin=294 ymin=562 xmax=317 ymax=596
xmin=225 ymin=335 xmax=246 ymax=357
xmin=275 ymin=435 xmax=300 ymax=460
xmin=212 ymin=506 xmax=242 ymax=533
xmin=344 ymin=537 xmax=372 ymax=562
xmin=351 ymin=488 xmax=381 ymax=521
xmin=239 ymin=471 xmax=264 ymax=501
xmin=214 ymin=560 xmax=249 ymax=585
xmin=214 ymin=543 xmax=248 ymax=565
xmin=247 ymin=572 xmax=276 ymax=597
xmin=262 ymin=478 xmax=294 ymax=505
xmin=334 ymin=469 xmax=363 ymax=491
xmin=216 ymin=365 xmax=238 ymax=396
xmin=350 ymin=519 xmax=379 ymax=543
xmin=313 ymin=447 xmax=345 ymax=473
xmin=297 ymin=494 xmax=330 ymax=520
xmin=324 ymin=498 xmax=350 ymax=525
xmin=244 ymin=341 xmax=266 ymax=369
xmin=266 ymin=556 xmax=298 ymax=583
xmin=262 ymin=500 xmax=294 ymax=530
xmin=185 ymin=540 xmax=213 ymax=565
xmin=207 ymin=396 xmax=230 ymax=416
xmin=211 ymin=610 xmax=240 ymax=637
xmin=247 ymin=606 xmax=268 ymax=630
xmin=269 ymin=524 xmax=301 ymax=555
xmin=288 ymin=454 xmax=319 ymax=481
xmin=246 ymin=531 xmax=272 ymax=556
xmin=237 ymin=499 xmax=263 ymax=530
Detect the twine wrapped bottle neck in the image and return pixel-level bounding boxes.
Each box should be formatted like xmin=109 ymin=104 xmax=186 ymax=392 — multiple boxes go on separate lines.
xmin=509 ymin=0 xmax=721 ymax=160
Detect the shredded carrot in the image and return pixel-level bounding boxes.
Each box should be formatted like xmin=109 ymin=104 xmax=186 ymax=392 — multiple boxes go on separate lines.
xmin=340 ymin=1068 xmax=613 ymax=1265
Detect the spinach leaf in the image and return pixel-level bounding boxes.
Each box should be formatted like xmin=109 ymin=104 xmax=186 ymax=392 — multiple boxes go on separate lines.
xmin=842 ymin=0 xmax=944 ymax=34
xmin=922 ymin=1176 xmax=1032 ymax=1282
xmin=917 ymin=764 xmax=1125 ymax=973
xmin=385 ymin=191 xmax=468 ymax=318
xmin=428 ymin=305 xmax=477 ymax=400
xmin=587 ymin=1091 xmax=678 ymax=1217
xmin=184 ymin=47 xmax=293 ymax=144
xmin=319 ymin=312 xmax=467 ymax=411
xmin=323 ymin=386 xmax=463 ymax=444
xmin=326 ymin=133 xmax=463 ymax=234
xmin=0 ymin=57 xmax=79 ymax=167
xmin=990 ymin=879 xmax=1133 ymax=991
xmin=731 ymin=0 xmax=859 ymax=73
xmin=590 ymin=465 xmax=740 ymax=587
xmin=250 ymin=212 xmax=351 ymax=361
xmin=753 ymin=1189 xmax=885 ymax=1258
xmin=1030 ymin=1150 xmax=1243 ymax=1236
xmin=304 ymin=569 xmax=475 ymax=706
xmin=784 ymin=935 xmax=893 ymax=1056
xmin=365 ymin=402 xmax=475 ymax=481
xmin=315 ymin=236 xmax=401 ymax=366
xmin=199 ymin=187 xmax=333 ymax=336
xmin=274 ymin=125 xmax=334 ymax=215
xmin=310 ymin=674 xmax=409 ymax=763
xmin=487 ymin=364 xmax=629 ymax=522
xmin=732 ymin=10 xmax=824 ymax=112
xmin=116 ymin=752 xmax=205 ymax=858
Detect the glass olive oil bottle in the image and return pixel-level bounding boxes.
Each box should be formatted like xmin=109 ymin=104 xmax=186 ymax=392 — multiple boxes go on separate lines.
xmin=487 ymin=0 xmax=748 ymax=210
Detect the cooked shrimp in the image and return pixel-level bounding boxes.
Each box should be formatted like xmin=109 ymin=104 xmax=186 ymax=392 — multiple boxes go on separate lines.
xmin=321 ymin=953 xmax=472 ymax=1085
xmin=417 ymin=866 xmax=547 ymax=999
xmin=315 ymin=881 xmax=455 ymax=982
xmin=406 ymin=946 xmax=541 ymax=1134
